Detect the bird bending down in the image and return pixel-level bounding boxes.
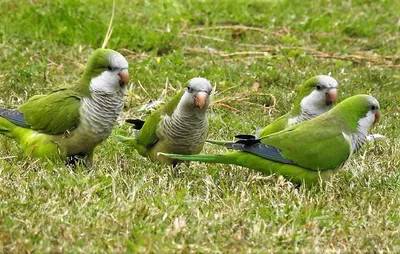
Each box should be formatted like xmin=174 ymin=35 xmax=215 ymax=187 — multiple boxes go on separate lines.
xmin=160 ymin=95 xmax=381 ymax=185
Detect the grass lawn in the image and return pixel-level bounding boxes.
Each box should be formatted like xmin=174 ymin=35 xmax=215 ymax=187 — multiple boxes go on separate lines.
xmin=0 ymin=0 xmax=400 ymax=252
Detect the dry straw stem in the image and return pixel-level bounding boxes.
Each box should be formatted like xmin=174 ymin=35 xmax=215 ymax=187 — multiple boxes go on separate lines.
xmin=187 ymin=25 xmax=271 ymax=34
xmin=176 ymin=25 xmax=400 ymax=68
xmin=211 ymin=91 xmax=276 ymax=112
xmin=101 ymin=0 xmax=116 ymax=49
xmin=184 ymin=45 xmax=400 ymax=68
xmin=119 ymin=48 xmax=149 ymax=60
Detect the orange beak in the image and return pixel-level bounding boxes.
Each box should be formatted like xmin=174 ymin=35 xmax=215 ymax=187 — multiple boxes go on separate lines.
xmin=118 ymin=69 xmax=130 ymax=86
xmin=194 ymin=91 xmax=208 ymax=109
xmin=326 ymin=88 xmax=337 ymax=105
xmin=374 ymin=111 xmax=381 ymax=124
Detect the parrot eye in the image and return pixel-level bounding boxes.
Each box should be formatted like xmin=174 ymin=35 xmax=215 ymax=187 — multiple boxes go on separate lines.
xmin=316 ymin=84 xmax=322 ymax=90
xmin=187 ymin=86 xmax=194 ymax=93
xmin=371 ymin=105 xmax=377 ymax=111
xmin=107 ymin=65 xmax=113 ymax=71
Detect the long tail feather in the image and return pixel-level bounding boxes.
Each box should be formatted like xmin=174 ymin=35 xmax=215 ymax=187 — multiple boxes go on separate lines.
xmin=207 ymin=134 xmax=258 ymax=147
xmin=159 ymin=153 xmax=330 ymax=186
xmin=158 ymin=152 xmax=237 ymax=164
xmin=206 ymin=139 xmax=233 ymax=146
xmin=0 ymin=117 xmax=16 ymax=138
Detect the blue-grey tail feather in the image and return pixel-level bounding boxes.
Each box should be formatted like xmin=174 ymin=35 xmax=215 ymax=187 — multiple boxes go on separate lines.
xmin=225 ymin=137 xmax=295 ymax=165
xmin=0 ymin=109 xmax=30 ymax=128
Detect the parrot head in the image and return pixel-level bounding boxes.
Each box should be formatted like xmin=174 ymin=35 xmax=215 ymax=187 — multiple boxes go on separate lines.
xmin=78 ymin=48 xmax=129 ymax=97
xmin=336 ymin=94 xmax=380 ymax=134
xmin=181 ymin=77 xmax=212 ymax=111
xmin=294 ymin=75 xmax=339 ymax=116
xmin=330 ymin=94 xmax=380 ymax=153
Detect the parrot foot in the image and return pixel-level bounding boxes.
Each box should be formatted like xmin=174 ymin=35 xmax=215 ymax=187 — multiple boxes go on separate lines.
xmin=170 ymin=161 xmax=190 ymax=177
xmin=65 ymin=154 xmax=93 ymax=169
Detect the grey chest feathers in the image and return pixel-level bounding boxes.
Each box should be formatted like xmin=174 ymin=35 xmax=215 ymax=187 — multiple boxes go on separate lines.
xmin=158 ymin=112 xmax=209 ymax=154
xmin=80 ymin=92 xmax=124 ymax=138
xmin=61 ymin=92 xmax=124 ymax=155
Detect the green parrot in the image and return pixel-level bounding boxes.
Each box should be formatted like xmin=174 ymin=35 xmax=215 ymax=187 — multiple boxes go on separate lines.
xmin=0 ymin=48 xmax=129 ymax=165
xmin=257 ymin=75 xmax=338 ymax=137
xmin=159 ymin=95 xmax=381 ymax=185
xmin=118 ymin=77 xmax=212 ymax=165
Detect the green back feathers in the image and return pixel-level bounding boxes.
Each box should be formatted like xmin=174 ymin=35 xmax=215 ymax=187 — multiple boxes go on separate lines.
xmin=258 ymin=113 xmax=290 ymax=137
xmin=162 ymin=90 xmax=185 ymax=116
xmin=76 ymin=49 xmax=115 ymax=97
xmin=19 ymin=89 xmax=81 ymax=134
xmin=261 ymin=116 xmax=351 ymax=171
xmin=136 ymin=90 xmax=185 ymax=148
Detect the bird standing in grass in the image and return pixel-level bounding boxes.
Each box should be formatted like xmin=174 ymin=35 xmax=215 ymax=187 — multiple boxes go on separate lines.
xmin=118 ymin=77 xmax=212 ymax=165
xmin=160 ymin=95 xmax=381 ymax=185
xmin=0 ymin=48 xmax=129 ymax=166
xmin=257 ymin=75 xmax=339 ymax=137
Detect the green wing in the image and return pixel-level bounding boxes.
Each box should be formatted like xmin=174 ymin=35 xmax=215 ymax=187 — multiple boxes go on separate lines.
xmin=137 ymin=90 xmax=185 ymax=148
xmin=18 ymin=89 xmax=82 ymax=135
xmin=258 ymin=113 xmax=290 ymax=137
xmin=261 ymin=115 xmax=351 ymax=170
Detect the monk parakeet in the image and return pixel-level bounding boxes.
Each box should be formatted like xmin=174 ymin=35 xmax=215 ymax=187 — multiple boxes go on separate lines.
xmin=118 ymin=77 xmax=212 ymax=165
xmin=257 ymin=75 xmax=338 ymax=137
xmin=0 ymin=48 xmax=129 ymax=165
xmin=160 ymin=95 xmax=381 ymax=185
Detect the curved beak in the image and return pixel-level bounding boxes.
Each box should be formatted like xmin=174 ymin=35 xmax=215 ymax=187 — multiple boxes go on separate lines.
xmin=326 ymin=88 xmax=337 ymax=105
xmin=374 ymin=111 xmax=381 ymax=124
xmin=194 ymin=91 xmax=209 ymax=109
xmin=118 ymin=69 xmax=130 ymax=86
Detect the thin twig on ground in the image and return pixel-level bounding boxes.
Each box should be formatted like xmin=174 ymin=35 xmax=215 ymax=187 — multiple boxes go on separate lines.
xmin=211 ymin=92 xmax=276 ymax=112
xmin=177 ymin=28 xmax=400 ymax=68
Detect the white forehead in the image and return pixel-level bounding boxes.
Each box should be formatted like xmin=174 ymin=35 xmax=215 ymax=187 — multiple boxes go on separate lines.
xmin=110 ymin=52 xmax=128 ymax=69
xmin=316 ymin=75 xmax=338 ymax=88
xmin=188 ymin=77 xmax=212 ymax=90
xmin=366 ymin=95 xmax=379 ymax=107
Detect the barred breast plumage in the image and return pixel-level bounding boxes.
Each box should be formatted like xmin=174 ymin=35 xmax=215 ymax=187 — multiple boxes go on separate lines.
xmin=158 ymin=108 xmax=209 ymax=155
xmin=60 ymin=90 xmax=124 ymax=156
